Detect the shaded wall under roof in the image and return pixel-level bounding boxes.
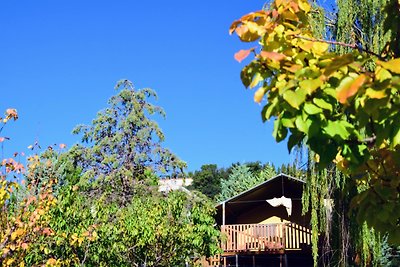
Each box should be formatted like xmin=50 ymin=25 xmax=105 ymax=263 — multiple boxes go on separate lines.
xmin=215 ymin=174 xmax=310 ymax=226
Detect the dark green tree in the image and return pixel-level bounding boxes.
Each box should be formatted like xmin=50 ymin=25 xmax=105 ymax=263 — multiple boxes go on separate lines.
xmin=70 ymin=80 xmax=186 ymax=204
xmin=216 ymin=163 xmax=276 ymax=201
xmin=189 ymin=164 xmax=225 ymax=199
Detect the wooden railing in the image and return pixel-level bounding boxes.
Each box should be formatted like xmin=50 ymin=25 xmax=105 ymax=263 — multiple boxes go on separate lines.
xmin=221 ymin=223 xmax=311 ymax=253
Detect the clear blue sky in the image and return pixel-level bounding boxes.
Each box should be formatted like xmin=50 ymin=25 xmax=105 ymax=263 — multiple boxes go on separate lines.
xmin=0 ymin=0 xmax=294 ymax=171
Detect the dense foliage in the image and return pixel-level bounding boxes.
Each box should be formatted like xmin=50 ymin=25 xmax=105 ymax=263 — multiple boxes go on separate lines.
xmin=190 ymin=161 xmax=287 ymax=201
xmin=0 ymin=81 xmax=220 ymax=266
xmin=231 ymin=0 xmax=400 ymax=243
xmin=216 ymin=163 xmax=276 ymax=201
xmin=232 ymin=0 xmax=400 ymax=265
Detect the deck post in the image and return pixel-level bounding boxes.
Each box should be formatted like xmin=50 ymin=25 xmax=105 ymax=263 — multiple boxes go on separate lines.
xmin=222 ymin=202 xmax=226 ymax=226
xmin=235 ymin=254 xmax=239 ymax=267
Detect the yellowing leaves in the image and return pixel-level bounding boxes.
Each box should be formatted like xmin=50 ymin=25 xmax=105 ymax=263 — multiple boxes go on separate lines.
xmin=11 ymin=229 xmax=25 ymax=241
xmin=260 ymin=51 xmax=286 ymax=61
xmin=377 ymin=58 xmax=400 ymax=74
xmin=254 ymin=87 xmax=265 ymax=103
xmin=298 ymin=0 xmax=311 ymax=12
xmin=312 ymin=42 xmax=330 ymax=55
xmin=337 ymin=74 xmax=368 ymax=104
xmin=365 ymin=88 xmax=387 ymax=99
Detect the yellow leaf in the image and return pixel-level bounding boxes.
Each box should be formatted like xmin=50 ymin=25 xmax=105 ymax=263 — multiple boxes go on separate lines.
xmin=365 ymin=88 xmax=386 ymax=99
xmin=375 ymin=66 xmax=392 ymax=81
xmin=249 ymin=73 xmax=264 ymax=88
xmin=298 ymin=0 xmax=311 ymax=12
xmin=11 ymin=228 xmax=24 ymax=241
xmin=6 ymin=258 xmax=15 ymax=266
xmin=46 ymin=258 xmax=57 ymax=266
xmin=312 ymin=42 xmax=330 ymax=55
xmin=254 ymin=87 xmax=265 ymax=103
xmin=377 ymin=58 xmax=400 ymax=74
xmin=274 ymin=25 xmax=285 ymax=36
xmin=298 ymin=40 xmax=314 ymax=52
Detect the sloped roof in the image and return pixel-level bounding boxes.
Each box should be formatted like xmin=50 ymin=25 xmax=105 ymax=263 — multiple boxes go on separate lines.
xmin=215 ymin=173 xmax=306 ymax=225
xmin=216 ymin=173 xmax=305 ymax=207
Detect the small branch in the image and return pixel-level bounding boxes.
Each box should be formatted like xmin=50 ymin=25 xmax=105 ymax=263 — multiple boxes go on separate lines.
xmin=294 ymin=35 xmax=384 ymax=59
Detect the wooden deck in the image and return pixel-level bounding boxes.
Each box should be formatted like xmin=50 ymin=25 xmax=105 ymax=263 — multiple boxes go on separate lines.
xmin=221 ymin=222 xmax=312 ymax=254
xmin=202 ymin=223 xmax=312 ymax=266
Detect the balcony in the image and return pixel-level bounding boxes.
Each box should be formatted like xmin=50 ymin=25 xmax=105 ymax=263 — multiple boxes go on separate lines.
xmin=220 ymin=223 xmax=312 ymax=254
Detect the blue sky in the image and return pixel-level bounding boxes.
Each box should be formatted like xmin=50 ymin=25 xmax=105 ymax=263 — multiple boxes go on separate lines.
xmin=0 ymin=0 xmax=294 ymax=171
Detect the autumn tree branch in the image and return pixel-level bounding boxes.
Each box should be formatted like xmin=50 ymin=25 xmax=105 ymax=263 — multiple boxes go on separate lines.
xmin=294 ymin=35 xmax=384 ymax=59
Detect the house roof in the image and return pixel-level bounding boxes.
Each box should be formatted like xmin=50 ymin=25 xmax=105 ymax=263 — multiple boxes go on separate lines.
xmin=216 ymin=173 xmax=305 ymax=207
xmin=215 ymin=173 xmax=306 ymax=225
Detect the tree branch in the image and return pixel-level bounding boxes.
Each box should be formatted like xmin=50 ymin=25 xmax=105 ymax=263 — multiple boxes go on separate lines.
xmin=294 ymin=35 xmax=384 ymax=59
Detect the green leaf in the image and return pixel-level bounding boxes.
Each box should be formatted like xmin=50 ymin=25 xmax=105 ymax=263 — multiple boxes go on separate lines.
xmin=283 ymin=90 xmax=306 ymax=109
xmin=263 ymin=98 xmax=279 ymax=121
xmin=375 ymin=66 xmax=392 ymax=82
xmin=304 ymin=103 xmax=323 ymax=115
xmin=299 ymin=78 xmax=323 ymax=94
xmin=324 ymin=121 xmax=351 ymax=140
xmin=287 ymin=131 xmax=304 ymax=153
xmin=313 ymin=98 xmax=333 ymax=111
xmin=281 ymin=118 xmax=295 ymax=128
xmin=295 ymin=116 xmax=309 ymax=133
xmin=392 ymin=127 xmax=400 ymax=147
xmin=273 ymin=118 xmax=288 ymax=142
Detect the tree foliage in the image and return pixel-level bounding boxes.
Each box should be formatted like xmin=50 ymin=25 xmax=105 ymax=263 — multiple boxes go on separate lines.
xmin=216 ymin=163 xmax=276 ymax=201
xmin=189 ymin=164 xmax=228 ymax=199
xmin=0 ymin=80 xmax=221 ymax=266
xmin=231 ymin=0 xmax=400 ymax=243
xmin=71 ymin=80 xmax=186 ymax=205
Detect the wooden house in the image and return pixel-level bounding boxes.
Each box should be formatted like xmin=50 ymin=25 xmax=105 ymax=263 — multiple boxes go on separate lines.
xmin=204 ymin=173 xmax=313 ymax=267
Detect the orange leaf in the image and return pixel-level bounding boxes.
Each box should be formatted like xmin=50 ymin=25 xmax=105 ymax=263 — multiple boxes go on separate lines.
xmin=283 ymin=64 xmax=302 ymax=73
xmin=5 ymin=108 xmax=18 ymax=120
xmin=260 ymin=51 xmax=286 ymax=61
xmin=234 ymin=49 xmax=253 ymax=63
xmin=21 ymin=243 xmax=29 ymax=250
xmin=337 ymin=74 xmax=367 ymax=104
xmin=59 ymin=143 xmax=67 ymax=149
xmin=235 ymin=24 xmax=248 ymax=38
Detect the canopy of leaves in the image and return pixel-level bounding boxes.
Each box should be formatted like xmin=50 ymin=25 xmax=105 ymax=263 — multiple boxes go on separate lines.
xmin=189 ymin=164 xmax=228 ymax=199
xmin=231 ymin=0 xmax=400 ymax=243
